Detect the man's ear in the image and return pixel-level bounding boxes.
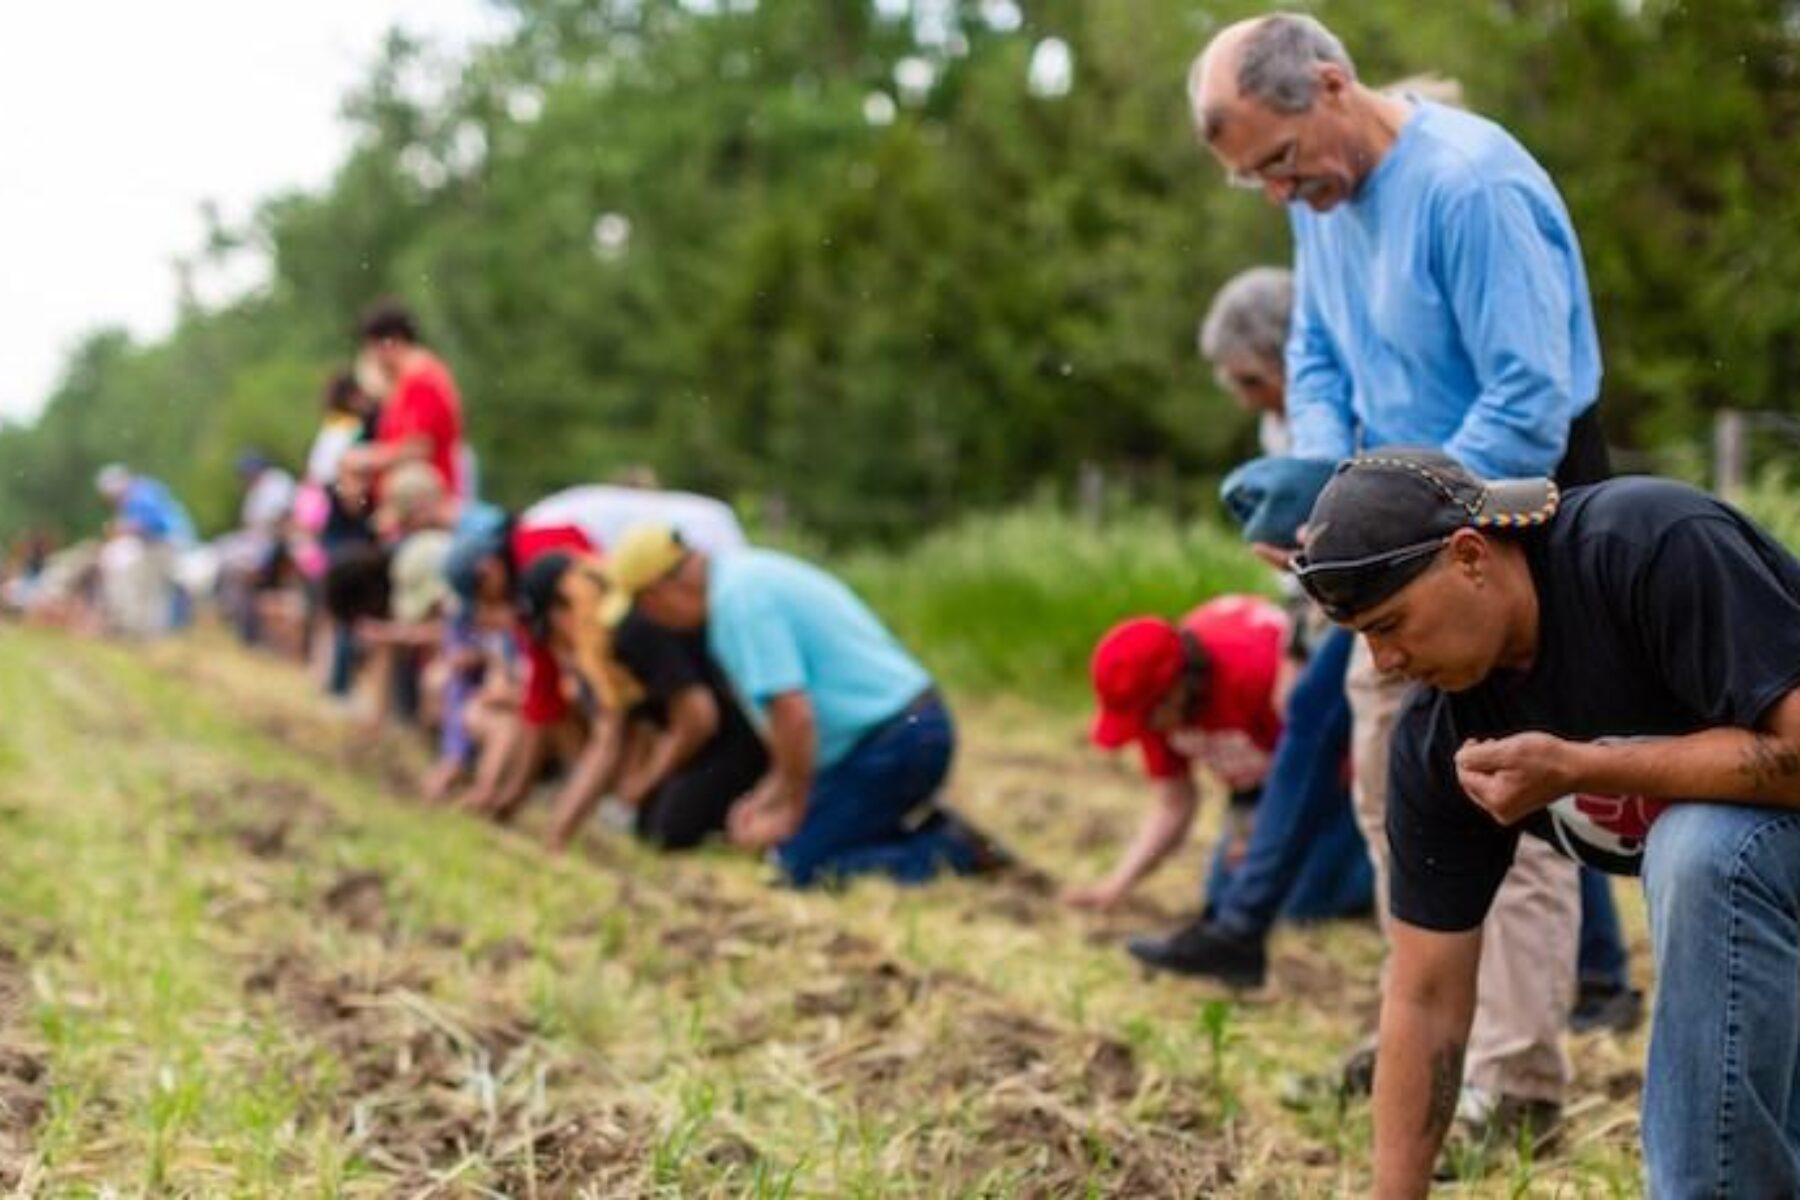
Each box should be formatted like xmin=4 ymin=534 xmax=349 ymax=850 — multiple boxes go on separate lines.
xmin=1447 ymin=528 xmax=1490 ymax=576
xmin=1317 ymin=63 xmax=1352 ymax=107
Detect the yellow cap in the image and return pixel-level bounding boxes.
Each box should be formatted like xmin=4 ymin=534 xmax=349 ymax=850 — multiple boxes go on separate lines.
xmin=599 ymin=524 xmax=688 ymax=625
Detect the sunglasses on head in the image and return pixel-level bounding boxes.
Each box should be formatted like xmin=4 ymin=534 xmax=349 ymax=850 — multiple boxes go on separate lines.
xmin=1291 ymin=534 xmax=1454 ymax=621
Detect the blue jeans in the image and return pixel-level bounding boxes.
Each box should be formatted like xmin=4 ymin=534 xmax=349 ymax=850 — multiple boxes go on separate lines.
xmin=328 ymin=623 xmax=357 ymax=697
xmin=1578 ymin=867 xmax=1629 ymax=990
xmin=1205 ymin=628 xmax=1373 ymax=934
xmin=1641 ymin=803 xmax=1800 ymax=1195
xmin=774 ymin=695 xmax=977 ymax=888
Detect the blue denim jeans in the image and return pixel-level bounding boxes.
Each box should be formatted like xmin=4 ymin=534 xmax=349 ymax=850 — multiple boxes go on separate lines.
xmin=1578 ymin=867 xmax=1629 ymax=990
xmin=328 ymin=623 xmax=357 ymax=698
xmin=1205 ymin=627 xmax=1373 ymax=934
xmin=1641 ymin=803 xmax=1800 ymax=1196
xmin=774 ymin=695 xmax=977 ymax=888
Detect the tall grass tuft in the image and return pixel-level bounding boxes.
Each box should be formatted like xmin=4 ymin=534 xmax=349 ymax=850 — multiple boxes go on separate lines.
xmin=833 ymin=504 xmax=1272 ymax=707
xmin=1739 ymin=468 xmax=1800 ymax=551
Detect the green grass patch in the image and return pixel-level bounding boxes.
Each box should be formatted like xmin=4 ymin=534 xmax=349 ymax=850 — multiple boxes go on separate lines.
xmin=834 ymin=504 xmax=1272 ymax=706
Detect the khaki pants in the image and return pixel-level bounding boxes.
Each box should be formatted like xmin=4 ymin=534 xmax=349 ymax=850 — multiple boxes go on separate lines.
xmin=100 ymin=537 xmax=174 ymax=638
xmin=1348 ymin=639 xmax=1577 ymax=1103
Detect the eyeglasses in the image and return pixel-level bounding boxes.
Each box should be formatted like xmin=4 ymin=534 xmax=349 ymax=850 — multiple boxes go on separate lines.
xmin=1224 ymin=137 xmax=1300 ymax=190
xmin=1216 ymin=366 xmax=1271 ymax=393
xmin=1291 ymin=534 xmax=1452 ymax=620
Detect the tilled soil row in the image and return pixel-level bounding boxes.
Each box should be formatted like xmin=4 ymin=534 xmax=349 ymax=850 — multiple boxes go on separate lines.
xmin=150 ymin=648 xmax=1247 ymax=1196
xmin=155 ymin=759 xmax=662 ymax=1194
xmin=241 ymin=945 xmax=651 ymax=1194
xmin=0 ymin=943 xmax=48 ymax=1192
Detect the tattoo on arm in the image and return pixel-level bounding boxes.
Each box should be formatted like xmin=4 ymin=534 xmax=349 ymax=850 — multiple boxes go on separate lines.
xmin=1424 ymin=1041 xmax=1466 ymax=1140
xmin=1738 ymin=735 xmax=1800 ymax=793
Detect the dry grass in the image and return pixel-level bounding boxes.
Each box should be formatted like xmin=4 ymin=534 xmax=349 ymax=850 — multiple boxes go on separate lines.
xmin=0 ymin=626 xmax=1648 ymax=1195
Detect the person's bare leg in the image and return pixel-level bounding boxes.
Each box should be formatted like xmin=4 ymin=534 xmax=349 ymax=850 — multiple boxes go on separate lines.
xmin=357 ymin=642 xmax=393 ymax=732
xmin=462 ymin=699 xmax=520 ymax=811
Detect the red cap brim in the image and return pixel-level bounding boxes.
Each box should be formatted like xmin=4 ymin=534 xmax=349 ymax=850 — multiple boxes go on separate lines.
xmin=1091 ymin=706 xmax=1146 ymax=750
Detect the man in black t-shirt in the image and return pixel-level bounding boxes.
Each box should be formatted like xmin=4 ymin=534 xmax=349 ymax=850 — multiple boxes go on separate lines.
xmin=1291 ymin=449 xmax=1800 ymax=1197
xmin=520 ymin=553 xmax=767 ymax=853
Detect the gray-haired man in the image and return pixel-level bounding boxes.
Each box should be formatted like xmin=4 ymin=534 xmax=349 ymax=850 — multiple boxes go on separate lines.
xmin=1201 ymin=266 xmax=1294 ymax=454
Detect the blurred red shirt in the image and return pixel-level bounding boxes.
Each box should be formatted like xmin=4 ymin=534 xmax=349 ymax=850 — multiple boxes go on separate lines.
xmin=1136 ymin=596 xmax=1289 ymax=788
xmin=377 ymin=351 xmax=465 ymax=496
xmin=514 ymin=522 xmax=599 ymax=728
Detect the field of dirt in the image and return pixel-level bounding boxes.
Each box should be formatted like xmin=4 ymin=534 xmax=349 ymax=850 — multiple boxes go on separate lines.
xmin=0 ymin=627 xmax=1648 ymax=1195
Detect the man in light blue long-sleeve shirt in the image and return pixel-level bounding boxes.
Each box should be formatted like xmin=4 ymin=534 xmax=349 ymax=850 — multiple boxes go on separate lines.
xmin=1193 ymin=15 xmax=1607 ymax=487
xmin=1282 ymin=99 xmax=1602 ymax=480
xmin=1191 ymin=13 xmax=1614 ymax=1185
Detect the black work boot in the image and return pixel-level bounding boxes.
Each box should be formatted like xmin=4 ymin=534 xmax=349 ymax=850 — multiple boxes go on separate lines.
xmin=1126 ymin=918 xmax=1268 ymax=988
xmin=931 ymin=808 xmax=1019 ymax=876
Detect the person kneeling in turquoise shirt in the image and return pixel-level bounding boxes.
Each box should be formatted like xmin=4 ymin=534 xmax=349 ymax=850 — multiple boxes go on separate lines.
xmin=602 ymin=526 xmax=1006 ymax=886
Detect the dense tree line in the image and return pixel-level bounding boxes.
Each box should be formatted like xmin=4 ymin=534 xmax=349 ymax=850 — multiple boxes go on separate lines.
xmin=4 ymin=0 xmax=1797 ymax=543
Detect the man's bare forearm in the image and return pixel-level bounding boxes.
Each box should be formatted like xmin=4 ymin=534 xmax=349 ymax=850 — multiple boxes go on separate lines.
xmin=759 ymin=692 xmax=816 ymax=812
xmin=1375 ymin=1003 xmax=1469 ymax=1196
xmin=1374 ymin=925 xmax=1480 ymax=1198
xmin=623 ymin=687 xmax=718 ymax=806
xmin=1569 ymin=726 xmax=1800 ymax=808
xmin=1105 ymin=777 xmax=1199 ymax=894
xmin=548 ymin=716 xmax=624 ymax=846
xmin=488 ymin=726 xmax=547 ymax=819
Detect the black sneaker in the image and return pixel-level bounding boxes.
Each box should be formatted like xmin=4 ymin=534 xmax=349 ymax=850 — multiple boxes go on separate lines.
xmin=932 ymin=809 xmax=1020 ymax=877
xmin=1126 ymin=919 xmax=1267 ymax=988
xmin=1339 ymin=1040 xmax=1377 ymax=1099
xmin=1570 ymin=981 xmax=1644 ymax=1035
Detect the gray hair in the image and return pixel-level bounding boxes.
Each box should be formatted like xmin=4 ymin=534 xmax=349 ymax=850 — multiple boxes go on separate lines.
xmin=94 ymin=462 xmax=132 ymax=497
xmin=1236 ymin=14 xmax=1355 ymax=114
xmin=1199 ymin=267 xmax=1294 ymax=367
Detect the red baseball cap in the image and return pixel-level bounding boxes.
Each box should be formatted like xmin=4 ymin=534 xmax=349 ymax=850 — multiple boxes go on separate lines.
xmin=1090 ymin=617 xmax=1185 ymax=749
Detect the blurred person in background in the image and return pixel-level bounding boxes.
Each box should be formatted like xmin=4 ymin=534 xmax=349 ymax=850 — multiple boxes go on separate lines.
xmin=341 ymin=300 xmax=466 ymax=497
xmin=448 ymin=484 xmax=749 ymax=822
xmin=1078 ymin=266 xmax=1370 ymax=988
xmin=1201 ymin=266 xmax=1294 ymax=456
xmin=295 ymin=370 xmax=382 ymax=684
xmin=1069 ymin=597 xmax=1372 ymax=986
xmin=15 ymin=541 xmax=103 ymax=633
xmin=514 ymin=550 xmax=768 ymax=854
xmin=218 ymin=451 xmax=297 ymax=647
xmin=609 ymin=527 xmax=1010 ymax=888
xmin=360 ymin=529 xmax=459 ymax=751
xmin=94 ymin=463 xmax=197 ymax=638
xmin=307 ymin=367 xmax=382 ymax=490
xmin=0 ymin=530 xmax=57 ymax=615
xmin=351 ymin=462 xmax=467 ymax=736
xmin=318 ymin=462 xmax=386 ymax=704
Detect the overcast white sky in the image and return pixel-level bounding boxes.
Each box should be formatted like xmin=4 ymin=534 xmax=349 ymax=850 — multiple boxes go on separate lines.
xmin=0 ymin=0 xmax=511 ymax=424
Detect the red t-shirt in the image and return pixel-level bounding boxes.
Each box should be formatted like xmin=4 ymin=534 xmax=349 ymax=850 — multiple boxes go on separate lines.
xmin=516 ymin=522 xmax=600 ymax=727
xmin=377 ymin=352 xmax=465 ymax=496
xmin=1137 ymin=596 xmax=1289 ymax=786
